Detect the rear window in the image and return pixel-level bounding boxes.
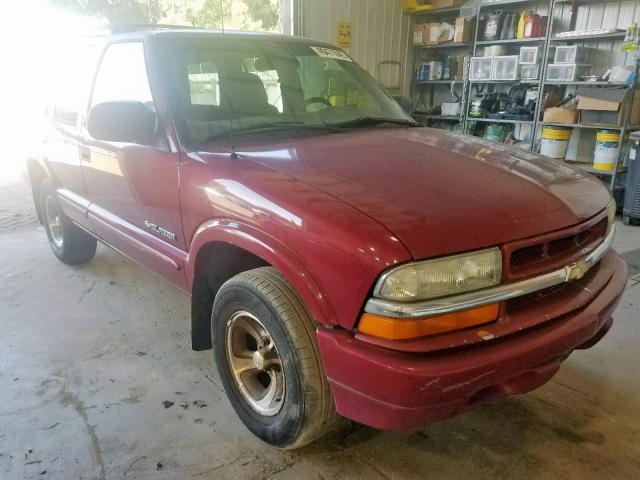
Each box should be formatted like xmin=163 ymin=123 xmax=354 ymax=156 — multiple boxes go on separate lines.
xmin=188 ymin=62 xmax=221 ymax=106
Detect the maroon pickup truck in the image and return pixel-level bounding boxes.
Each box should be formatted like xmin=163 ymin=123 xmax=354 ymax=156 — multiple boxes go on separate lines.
xmin=28 ymin=28 xmax=627 ymax=448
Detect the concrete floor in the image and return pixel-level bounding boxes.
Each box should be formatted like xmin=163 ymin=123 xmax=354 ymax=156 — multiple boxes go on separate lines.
xmin=1 ymin=178 xmax=640 ymax=480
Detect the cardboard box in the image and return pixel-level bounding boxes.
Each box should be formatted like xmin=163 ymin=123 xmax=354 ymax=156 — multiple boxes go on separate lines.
xmin=413 ymin=23 xmax=427 ymax=44
xmin=453 ymin=55 xmax=466 ymax=80
xmin=454 ymin=16 xmax=470 ymax=43
xmin=435 ymin=0 xmax=464 ymax=8
xmin=413 ymin=23 xmax=445 ymax=44
xmin=427 ymin=23 xmax=451 ymax=44
xmin=543 ymin=107 xmax=579 ymax=124
xmin=577 ymin=87 xmax=640 ymax=127
xmin=413 ymin=23 xmax=433 ymax=44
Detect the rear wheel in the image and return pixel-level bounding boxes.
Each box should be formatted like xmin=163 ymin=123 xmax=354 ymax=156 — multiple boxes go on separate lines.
xmin=212 ymin=267 xmax=338 ymax=448
xmin=40 ymin=179 xmax=97 ymax=265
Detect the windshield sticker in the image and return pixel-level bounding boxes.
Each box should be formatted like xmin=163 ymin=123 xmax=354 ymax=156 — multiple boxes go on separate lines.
xmin=310 ymin=46 xmax=352 ymax=62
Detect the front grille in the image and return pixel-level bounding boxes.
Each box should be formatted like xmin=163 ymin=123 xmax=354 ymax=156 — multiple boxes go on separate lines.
xmin=505 ymin=261 xmax=600 ymax=316
xmin=505 ymin=216 xmax=607 ymax=280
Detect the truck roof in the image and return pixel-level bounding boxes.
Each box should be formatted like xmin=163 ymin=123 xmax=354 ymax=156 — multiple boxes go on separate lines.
xmin=88 ymin=25 xmax=331 ymax=47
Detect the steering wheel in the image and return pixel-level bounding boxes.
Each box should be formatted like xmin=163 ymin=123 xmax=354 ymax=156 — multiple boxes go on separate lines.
xmin=303 ymin=97 xmax=332 ymax=110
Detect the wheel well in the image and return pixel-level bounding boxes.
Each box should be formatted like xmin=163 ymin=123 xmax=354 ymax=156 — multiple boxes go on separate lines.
xmin=27 ymin=159 xmax=47 ymax=224
xmin=191 ymin=242 xmax=269 ymax=351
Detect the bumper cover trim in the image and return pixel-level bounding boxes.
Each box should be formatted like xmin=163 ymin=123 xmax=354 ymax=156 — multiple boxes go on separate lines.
xmin=365 ymin=225 xmax=615 ymax=319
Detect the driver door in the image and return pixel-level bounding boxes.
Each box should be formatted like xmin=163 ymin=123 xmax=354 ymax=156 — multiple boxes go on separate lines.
xmin=81 ymin=41 xmax=186 ymax=289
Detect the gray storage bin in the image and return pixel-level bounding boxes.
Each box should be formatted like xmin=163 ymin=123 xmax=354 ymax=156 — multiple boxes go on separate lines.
xmin=546 ymin=64 xmax=591 ymax=81
xmin=624 ymin=131 xmax=640 ymax=225
xmin=491 ymin=55 xmax=519 ymax=80
xmin=470 ymin=57 xmax=493 ymax=81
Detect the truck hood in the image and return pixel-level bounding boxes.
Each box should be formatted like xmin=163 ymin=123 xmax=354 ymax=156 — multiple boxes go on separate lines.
xmin=232 ymin=127 xmax=611 ymax=259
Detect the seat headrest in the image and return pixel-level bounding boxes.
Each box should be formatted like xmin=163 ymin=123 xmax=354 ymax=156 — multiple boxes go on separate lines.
xmin=222 ymin=72 xmax=277 ymax=116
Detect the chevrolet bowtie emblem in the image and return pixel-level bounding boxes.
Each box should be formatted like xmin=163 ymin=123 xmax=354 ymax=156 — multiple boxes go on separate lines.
xmin=566 ymin=259 xmax=589 ymax=281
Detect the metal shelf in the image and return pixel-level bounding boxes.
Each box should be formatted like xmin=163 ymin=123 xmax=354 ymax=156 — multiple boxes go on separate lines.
xmin=469 ymin=79 xmax=539 ymax=84
xmin=414 ymin=113 xmax=462 ymax=120
xmin=555 ymin=0 xmax=626 ymax=6
xmin=478 ymin=0 xmax=541 ymax=8
xmin=541 ymin=81 xmax=630 ymax=86
xmin=414 ymin=79 xmax=463 ymax=84
xmin=414 ymin=42 xmax=470 ymax=49
xmin=476 ymin=37 xmax=545 ymax=46
xmin=565 ymin=161 xmax=624 ymax=176
xmin=540 ymin=122 xmax=625 ymax=131
xmin=551 ymin=31 xmax=626 ymax=42
xmin=409 ymin=6 xmax=461 ymax=17
xmin=468 ymin=117 xmax=534 ymax=124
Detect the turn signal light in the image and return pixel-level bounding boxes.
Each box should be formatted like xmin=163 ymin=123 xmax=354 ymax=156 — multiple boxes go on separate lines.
xmin=358 ymin=303 xmax=499 ymax=341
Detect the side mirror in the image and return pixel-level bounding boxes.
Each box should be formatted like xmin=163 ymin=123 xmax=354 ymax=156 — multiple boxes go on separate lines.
xmin=87 ymin=101 xmax=157 ymax=145
xmin=393 ymin=95 xmax=413 ymax=115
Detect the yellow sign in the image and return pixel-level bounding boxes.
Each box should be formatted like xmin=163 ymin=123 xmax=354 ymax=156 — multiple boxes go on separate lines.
xmin=337 ymin=22 xmax=352 ymax=47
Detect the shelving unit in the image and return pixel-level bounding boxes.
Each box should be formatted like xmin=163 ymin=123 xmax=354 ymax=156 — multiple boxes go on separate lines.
xmin=409 ymin=5 xmax=476 ymax=128
xmin=533 ymin=0 xmax=639 ymax=191
xmin=460 ymin=0 xmax=553 ymax=149
xmin=407 ymin=0 xmax=638 ymax=192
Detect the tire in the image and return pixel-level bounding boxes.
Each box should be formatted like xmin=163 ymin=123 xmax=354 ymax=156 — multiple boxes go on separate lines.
xmin=212 ymin=266 xmax=338 ymax=449
xmin=40 ymin=179 xmax=97 ymax=265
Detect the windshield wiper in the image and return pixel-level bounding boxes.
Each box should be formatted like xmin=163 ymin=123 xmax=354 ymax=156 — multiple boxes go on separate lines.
xmin=202 ymin=121 xmax=344 ymax=143
xmin=330 ymin=117 xmax=418 ymax=129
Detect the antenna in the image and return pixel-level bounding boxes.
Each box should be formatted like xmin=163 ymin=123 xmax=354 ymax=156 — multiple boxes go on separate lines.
xmin=219 ymin=0 xmax=238 ymax=159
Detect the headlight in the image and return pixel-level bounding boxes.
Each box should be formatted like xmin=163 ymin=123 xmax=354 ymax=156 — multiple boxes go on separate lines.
xmin=607 ymin=198 xmax=616 ymax=234
xmin=374 ymin=248 xmax=502 ymax=302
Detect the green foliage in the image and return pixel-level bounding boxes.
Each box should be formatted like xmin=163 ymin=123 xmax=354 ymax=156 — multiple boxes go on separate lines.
xmin=185 ymin=0 xmax=232 ymax=28
xmin=50 ymin=0 xmax=162 ymax=24
xmin=243 ymin=0 xmax=280 ymax=30
xmin=50 ymin=0 xmax=281 ymax=31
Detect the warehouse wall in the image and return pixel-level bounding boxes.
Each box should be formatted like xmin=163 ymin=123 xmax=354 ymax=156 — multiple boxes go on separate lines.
xmin=298 ymin=0 xmax=412 ymax=93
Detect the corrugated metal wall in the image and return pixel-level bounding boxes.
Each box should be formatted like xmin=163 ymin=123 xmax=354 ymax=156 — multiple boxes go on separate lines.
xmin=298 ymin=0 xmax=412 ymax=92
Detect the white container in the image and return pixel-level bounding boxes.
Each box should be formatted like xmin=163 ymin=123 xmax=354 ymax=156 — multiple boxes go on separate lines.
xmin=540 ymin=139 xmax=570 ymax=158
xmin=491 ymin=55 xmax=519 ymax=80
xmin=519 ymin=46 xmax=539 ymax=65
xmin=554 ymin=46 xmax=591 ymax=64
xmin=545 ymin=64 xmax=591 ymax=82
xmin=540 ymin=126 xmax=573 ymax=159
xmin=470 ymin=57 xmax=493 ymax=81
xmin=594 ymin=130 xmax=621 ymax=171
xmin=483 ymin=45 xmax=506 ymax=57
xmin=519 ymin=64 xmax=539 ymax=80
xmin=441 ymin=102 xmax=461 ymax=116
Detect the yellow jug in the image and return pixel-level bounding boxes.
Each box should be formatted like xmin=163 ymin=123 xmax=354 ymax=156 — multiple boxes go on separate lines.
xmin=517 ymin=11 xmax=527 ymax=39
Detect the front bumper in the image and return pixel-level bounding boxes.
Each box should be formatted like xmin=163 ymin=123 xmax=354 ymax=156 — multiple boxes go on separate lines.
xmin=317 ymin=252 xmax=627 ymax=431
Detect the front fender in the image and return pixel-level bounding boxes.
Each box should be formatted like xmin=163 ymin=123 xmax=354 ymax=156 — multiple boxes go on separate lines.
xmin=185 ymin=218 xmax=338 ymax=326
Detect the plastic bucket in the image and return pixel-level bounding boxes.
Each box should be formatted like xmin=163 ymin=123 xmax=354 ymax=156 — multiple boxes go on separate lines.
xmin=594 ymin=130 xmax=620 ymax=171
xmin=540 ymin=126 xmax=572 ymax=159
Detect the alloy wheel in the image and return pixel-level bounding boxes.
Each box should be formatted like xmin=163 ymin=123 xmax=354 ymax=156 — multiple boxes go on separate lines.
xmin=225 ymin=310 xmax=285 ymax=416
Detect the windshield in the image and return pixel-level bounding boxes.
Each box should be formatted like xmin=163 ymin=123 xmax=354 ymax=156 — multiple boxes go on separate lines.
xmin=156 ymin=36 xmax=414 ymax=148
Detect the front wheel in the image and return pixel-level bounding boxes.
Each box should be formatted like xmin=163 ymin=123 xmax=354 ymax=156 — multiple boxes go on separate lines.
xmin=40 ymin=179 xmax=97 ymax=265
xmin=212 ymin=267 xmax=338 ymax=448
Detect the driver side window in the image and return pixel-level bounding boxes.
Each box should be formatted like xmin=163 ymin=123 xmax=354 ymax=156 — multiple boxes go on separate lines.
xmin=91 ymin=42 xmax=154 ymax=110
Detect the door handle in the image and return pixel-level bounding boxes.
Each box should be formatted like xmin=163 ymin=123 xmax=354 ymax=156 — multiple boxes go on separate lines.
xmin=80 ymin=145 xmax=91 ymax=163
